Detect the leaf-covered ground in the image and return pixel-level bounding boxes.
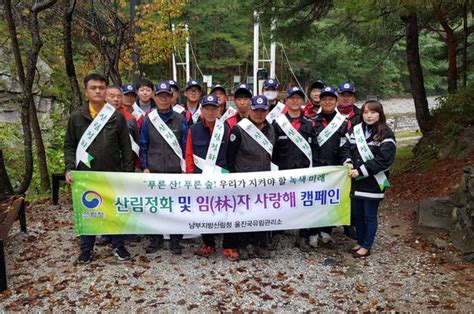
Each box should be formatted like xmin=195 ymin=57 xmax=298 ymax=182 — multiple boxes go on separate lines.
xmin=0 ymin=192 xmax=472 ymax=311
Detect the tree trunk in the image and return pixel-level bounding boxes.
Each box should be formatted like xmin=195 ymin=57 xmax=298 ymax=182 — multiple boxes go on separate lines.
xmin=462 ymin=3 xmax=468 ymax=88
xmin=26 ymin=2 xmax=57 ymax=192
xmin=0 ymin=149 xmax=14 ymax=200
xmin=434 ymin=5 xmax=457 ymax=94
xmin=29 ymin=99 xmax=50 ymax=191
xmin=401 ymin=13 xmax=432 ymax=135
xmin=63 ymin=0 xmax=83 ymax=109
xmin=130 ymin=0 xmax=141 ymax=81
xmin=4 ymin=0 xmax=34 ymax=195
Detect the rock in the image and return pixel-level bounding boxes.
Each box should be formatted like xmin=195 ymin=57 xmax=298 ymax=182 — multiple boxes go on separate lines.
xmin=450 ymin=166 xmax=474 ymax=253
xmin=438 ymin=127 xmax=474 ymax=160
xmin=0 ymin=47 xmax=56 ymax=124
xmin=464 ymin=253 xmax=474 ymax=263
xmin=433 ymin=238 xmax=448 ymax=248
xmin=417 ymin=197 xmax=455 ymax=230
xmin=323 ymin=258 xmax=336 ymax=267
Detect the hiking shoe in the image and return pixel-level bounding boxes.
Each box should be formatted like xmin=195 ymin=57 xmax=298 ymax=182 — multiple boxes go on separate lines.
xmin=223 ymin=249 xmax=239 ymax=261
xmin=113 ymin=246 xmax=131 ymax=261
xmin=308 ymin=235 xmax=319 ymax=248
xmin=254 ymin=246 xmax=271 ymax=259
xmin=239 ymin=247 xmax=250 ymax=260
xmin=170 ymin=236 xmax=183 ymax=255
xmin=320 ymin=232 xmax=334 ymax=244
xmin=295 ymin=237 xmax=311 ymax=252
xmin=145 ymin=237 xmax=163 ymax=254
xmin=170 ymin=241 xmax=183 ymax=255
xmin=195 ymin=244 xmax=216 ymax=257
xmin=77 ymin=250 xmax=93 ymax=264
xmin=268 ymin=233 xmax=282 ymax=251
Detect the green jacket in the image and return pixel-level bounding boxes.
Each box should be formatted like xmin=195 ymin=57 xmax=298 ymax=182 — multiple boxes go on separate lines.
xmin=64 ymin=103 xmax=134 ymax=173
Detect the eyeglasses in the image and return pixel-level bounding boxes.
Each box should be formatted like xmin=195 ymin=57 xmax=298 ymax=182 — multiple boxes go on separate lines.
xmin=187 ymin=89 xmax=200 ymax=94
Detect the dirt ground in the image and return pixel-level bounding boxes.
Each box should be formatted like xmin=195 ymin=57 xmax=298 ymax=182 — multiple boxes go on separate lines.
xmin=0 ymin=154 xmax=473 ymax=311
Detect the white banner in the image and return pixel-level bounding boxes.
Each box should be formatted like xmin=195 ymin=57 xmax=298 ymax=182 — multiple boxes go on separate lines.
xmin=72 ymin=166 xmax=351 ymax=235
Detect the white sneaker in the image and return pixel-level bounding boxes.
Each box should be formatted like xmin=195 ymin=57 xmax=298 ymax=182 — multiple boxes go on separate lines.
xmin=320 ymin=232 xmax=334 ymax=244
xmin=308 ymin=235 xmax=319 ymax=248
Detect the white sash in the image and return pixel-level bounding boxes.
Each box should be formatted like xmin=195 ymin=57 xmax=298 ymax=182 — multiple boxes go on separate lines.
xmin=266 ymin=101 xmax=285 ymax=123
xmin=317 ymin=112 xmax=346 ymax=147
xmin=220 ymin=107 xmax=237 ymax=122
xmin=191 ymin=106 xmax=201 ymax=124
xmin=193 ymin=119 xmax=227 ymax=174
xmin=173 ymin=104 xmax=185 ymax=114
xmin=353 ymin=123 xmax=390 ymax=191
xmin=275 ymin=115 xmax=313 ymax=167
xmin=193 ymin=155 xmax=227 ymax=174
xmin=238 ymin=119 xmax=279 ymax=171
xmin=130 ymin=134 xmax=139 ymax=157
xmin=148 ymin=110 xmax=186 ymax=172
xmin=76 ymin=103 xmax=115 ymax=168
xmin=131 ymin=103 xmax=145 ymax=120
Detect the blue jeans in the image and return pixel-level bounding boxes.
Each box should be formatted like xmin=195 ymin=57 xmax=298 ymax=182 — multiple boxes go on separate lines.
xmin=351 ymin=198 xmax=380 ymax=250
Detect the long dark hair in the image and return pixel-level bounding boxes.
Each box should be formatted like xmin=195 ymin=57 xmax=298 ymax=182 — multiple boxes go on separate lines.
xmin=361 ymin=100 xmax=388 ymax=142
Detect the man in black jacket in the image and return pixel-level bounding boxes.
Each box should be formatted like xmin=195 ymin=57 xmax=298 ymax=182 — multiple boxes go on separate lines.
xmin=273 ymin=86 xmax=316 ymax=252
xmin=227 ymin=95 xmax=276 ymax=259
xmin=64 ymin=73 xmax=134 ymax=264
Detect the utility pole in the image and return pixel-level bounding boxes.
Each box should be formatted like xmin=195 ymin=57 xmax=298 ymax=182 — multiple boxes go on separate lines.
xmin=253 ymin=11 xmax=259 ymax=96
xmin=270 ymin=18 xmax=276 ymax=79
xmin=171 ymin=24 xmax=178 ymax=82
xmin=185 ymin=24 xmax=190 ymax=82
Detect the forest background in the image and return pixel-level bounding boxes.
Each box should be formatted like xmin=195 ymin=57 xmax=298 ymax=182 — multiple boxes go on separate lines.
xmin=0 ymin=0 xmax=473 ymax=198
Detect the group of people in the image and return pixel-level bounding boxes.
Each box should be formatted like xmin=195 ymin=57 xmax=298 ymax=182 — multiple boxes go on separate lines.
xmin=64 ymin=73 xmax=396 ymax=264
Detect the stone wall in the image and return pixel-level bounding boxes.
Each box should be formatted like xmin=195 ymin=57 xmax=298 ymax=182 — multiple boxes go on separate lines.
xmin=450 ymin=166 xmax=474 ymax=253
xmin=0 ymin=47 xmax=56 ymax=124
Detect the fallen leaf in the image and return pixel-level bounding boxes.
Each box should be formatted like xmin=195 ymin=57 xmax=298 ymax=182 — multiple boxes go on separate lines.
xmin=201 ymin=290 xmax=214 ymax=296
xmin=443 ymin=300 xmax=456 ymax=309
xmin=260 ymin=293 xmax=273 ymax=301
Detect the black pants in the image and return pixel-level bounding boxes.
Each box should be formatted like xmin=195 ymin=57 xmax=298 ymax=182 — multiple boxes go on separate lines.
xmin=202 ymin=233 xmax=239 ymax=249
xmin=80 ymin=235 xmax=124 ymax=252
xmin=239 ymin=232 xmax=268 ymax=248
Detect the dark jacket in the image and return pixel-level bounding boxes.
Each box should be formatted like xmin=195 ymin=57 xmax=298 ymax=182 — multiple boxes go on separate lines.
xmin=272 ymin=113 xmax=315 ymax=170
xmin=312 ymin=111 xmax=350 ymax=166
xmin=227 ymin=120 xmax=276 ymax=173
xmin=186 ymin=120 xmax=229 ymax=173
xmin=340 ymin=123 xmax=397 ymax=200
xmin=139 ymin=109 xmax=188 ymax=173
xmin=346 ymin=106 xmax=361 ymax=129
xmin=64 ymin=103 xmax=134 ymax=172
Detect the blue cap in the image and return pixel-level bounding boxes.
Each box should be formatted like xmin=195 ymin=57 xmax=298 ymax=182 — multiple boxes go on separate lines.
xmin=168 ymin=80 xmax=179 ymax=90
xmin=320 ymin=86 xmax=338 ymax=98
xmin=210 ymin=84 xmax=226 ymax=94
xmin=310 ymin=80 xmax=326 ymax=90
xmin=337 ymin=81 xmax=356 ymax=94
xmin=201 ymin=94 xmax=219 ymax=107
xmin=251 ymin=95 xmax=269 ymax=110
xmin=286 ymin=86 xmax=305 ymax=98
xmin=121 ymin=84 xmax=136 ymax=95
xmin=154 ymin=81 xmax=173 ymax=95
xmin=263 ymin=78 xmax=279 ymax=90
xmin=234 ymin=83 xmax=252 ymax=98
xmin=185 ymin=80 xmax=202 ymax=90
